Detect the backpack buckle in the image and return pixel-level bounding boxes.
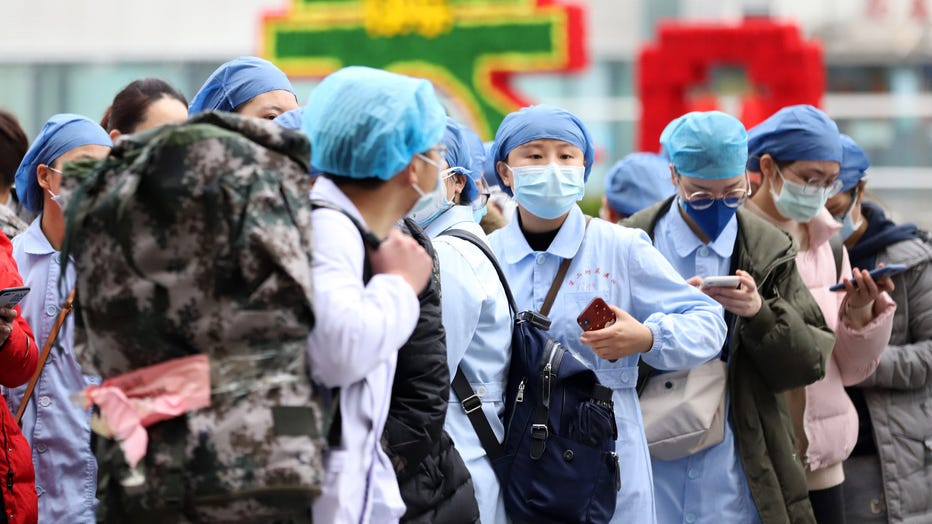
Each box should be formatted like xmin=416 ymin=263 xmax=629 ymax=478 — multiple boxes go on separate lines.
xmin=531 ymin=423 xmax=549 ymax=440
xmin=462 ymin=394 xmax=483 ymax=414
xmin=519 ymin=310 xmax=552 ymax=330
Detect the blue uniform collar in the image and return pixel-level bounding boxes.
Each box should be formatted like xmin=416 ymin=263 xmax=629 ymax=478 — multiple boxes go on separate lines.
xmin=424 ymin=205 xmax=475 ymax=238
xmin=498 ymin=205 xmax=587 ymax=264
xmin=21 ymin=217 xmax=57 ymax=256
xmin=669 ymin=198 xmax=737 ymax=259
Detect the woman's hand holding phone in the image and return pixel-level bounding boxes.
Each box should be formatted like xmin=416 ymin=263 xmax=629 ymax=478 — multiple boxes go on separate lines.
xmin=698 ymin=270 xmax=762 ymax=319
xmin=841 ymin=264 xmax=896 ymax=329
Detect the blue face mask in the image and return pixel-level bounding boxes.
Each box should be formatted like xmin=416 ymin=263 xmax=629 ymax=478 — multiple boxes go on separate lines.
xmin=473 ymin=205 xmax=487 ymax=223
xmin=681 ymin=197 xmax=737 ymax=242
xmin=508 ymin=162 xmax=585 ymax=220
xmin=833 ymin=196 xmax=862 ymax=241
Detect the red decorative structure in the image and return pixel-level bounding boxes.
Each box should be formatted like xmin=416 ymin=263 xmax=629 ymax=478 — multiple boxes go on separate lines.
xmin=638 ymin=19 xmax=825 ymax=151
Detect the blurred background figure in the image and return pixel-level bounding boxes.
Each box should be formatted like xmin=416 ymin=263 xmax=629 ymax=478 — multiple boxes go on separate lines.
xmin=825 ymin=134 xmax=932 ymax=524
xmin=0 ymin=110 xmax=30 ymax=236
xmin=600 ymin=151 xmax=676 ymax=222
xmin=188 ymin=56 xmax=298 ymax=119
xmin=746 ymin=105 xmax=896 ymax=524
xmin=8 ymin=113 xmax=111 ymax=524
xmin=102 ymin=78 xmax=188 ymax=139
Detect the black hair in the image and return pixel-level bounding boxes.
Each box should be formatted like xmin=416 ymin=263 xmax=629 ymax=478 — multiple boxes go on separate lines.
xmin=106 ymin=78 xmax=187 ymax=134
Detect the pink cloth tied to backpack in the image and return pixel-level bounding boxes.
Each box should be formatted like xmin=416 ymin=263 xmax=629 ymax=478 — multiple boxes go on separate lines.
xmin=80 ymin=354 xmax=211 ymax=468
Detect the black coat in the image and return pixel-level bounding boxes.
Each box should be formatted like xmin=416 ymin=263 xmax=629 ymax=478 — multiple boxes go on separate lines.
xmin=382 ymin=219 xmax=480 ymax=524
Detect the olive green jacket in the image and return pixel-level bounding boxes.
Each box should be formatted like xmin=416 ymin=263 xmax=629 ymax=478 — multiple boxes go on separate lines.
xmin=624 ymin=199 xmax=835 ymax=524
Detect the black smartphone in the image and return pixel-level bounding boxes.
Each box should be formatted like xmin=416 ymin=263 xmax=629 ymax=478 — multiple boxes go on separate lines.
xmin=829 ymin=264 xmax=908 ymax=291
xmin=0 ymin=286 xmax=30 ymax=309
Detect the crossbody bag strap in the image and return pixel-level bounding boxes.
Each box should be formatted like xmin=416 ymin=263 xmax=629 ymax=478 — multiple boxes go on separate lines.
xmin=16 ymin=287 xmax=76 ymax=425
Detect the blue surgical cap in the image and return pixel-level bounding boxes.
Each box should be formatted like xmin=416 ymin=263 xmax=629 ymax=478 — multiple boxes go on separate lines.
xmin=15 ymin=114 xmax=111 ymax=213
xmin=838 ymin=134 xmax=870 ymax=192
xmin=746 ymin=105 xmax=842 ymax=172
xmin=302 ymin=66 xmax=446 ymax=181
xmin=604 ymin=152 xmax=675 ymax=217
xmin=189 ymin=56 xmax=295 ymax=115
xmin=462 ymin=126 xmax=488 ymax=197
xmin=273 ymin=108 xmax=304 ymax=130
xmin=661 ymin=111 xmax=748 ymax=180
xmin=441 ymin=119 xmax=478 ymax=203
xmin=273 ymin=108 xmax=320 ymax=178
xmin=488 ymin=105 xmax=595 ymax=195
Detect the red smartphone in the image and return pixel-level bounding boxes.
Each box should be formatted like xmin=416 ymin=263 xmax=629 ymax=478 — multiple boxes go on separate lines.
xmin=577 ymin=297 xmax=616 ymax=332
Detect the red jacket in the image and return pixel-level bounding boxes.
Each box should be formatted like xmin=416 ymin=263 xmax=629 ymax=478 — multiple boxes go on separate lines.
xmin=0 ymin=231 xmax=38 ymax=524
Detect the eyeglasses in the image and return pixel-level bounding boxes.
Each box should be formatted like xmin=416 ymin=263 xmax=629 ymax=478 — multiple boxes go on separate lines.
xmin=775 ymin=165 xmax=843 ymax=197
xmin=678 ymin=172 xmax=751 ymax=210
xmin=472 ymin=175 xmax=491 ymax=209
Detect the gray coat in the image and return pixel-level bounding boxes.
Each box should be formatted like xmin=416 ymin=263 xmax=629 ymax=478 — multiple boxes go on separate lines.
xmin=856 ymin=235 xmax=932 ymax=523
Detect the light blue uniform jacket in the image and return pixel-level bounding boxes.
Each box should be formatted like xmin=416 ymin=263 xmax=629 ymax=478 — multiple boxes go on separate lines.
xmin=6 ymin=218 xmax=98 ymax=523
xmin=488 ymin=206 xmax=726 ymax=523
xmin=425 ymin=205 xmax=512 ymax=524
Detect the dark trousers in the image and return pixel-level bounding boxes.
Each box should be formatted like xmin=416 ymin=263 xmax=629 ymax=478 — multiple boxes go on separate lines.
xmin=810 ymin=484 xmax=847 ymax=524
xmin=842 ymin=455 xmax=887 ymax=523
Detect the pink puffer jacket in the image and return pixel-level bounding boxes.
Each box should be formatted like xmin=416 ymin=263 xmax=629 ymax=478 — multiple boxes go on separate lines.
xmin=792 ymin=209 xmax=895 ymax=474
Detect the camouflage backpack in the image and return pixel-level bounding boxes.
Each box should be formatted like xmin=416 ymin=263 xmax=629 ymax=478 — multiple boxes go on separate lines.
xmin=60 ymin=112 xmax=323 ymax=523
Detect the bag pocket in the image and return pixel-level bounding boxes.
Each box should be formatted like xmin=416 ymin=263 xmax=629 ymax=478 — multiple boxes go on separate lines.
xmin=505 ymin=432 xmax=613 ymax=523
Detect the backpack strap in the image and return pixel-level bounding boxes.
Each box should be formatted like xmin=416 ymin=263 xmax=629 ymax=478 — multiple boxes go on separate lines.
xmin=829 ymin=233 xmax=845 ymax=283
xmin=451 ymin=369 xmax=505 ymax=461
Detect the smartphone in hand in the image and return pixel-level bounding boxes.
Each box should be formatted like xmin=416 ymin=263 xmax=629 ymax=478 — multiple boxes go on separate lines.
xmin=829 ymin=264 xmax=908 ymax=292
xmin=0 ymin=287 xmax=30 ymax=309
xmin=701 ymin=276 xmax=741 ymax=289
xmin=577 ymin=297 xmax=616 ymax=332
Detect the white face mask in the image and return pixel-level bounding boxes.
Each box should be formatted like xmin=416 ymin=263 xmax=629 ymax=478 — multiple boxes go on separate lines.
xmin=409 ymin=154 xmax=455 ymax=227
xmin=47 ymin=167 xmax=64 ymax=208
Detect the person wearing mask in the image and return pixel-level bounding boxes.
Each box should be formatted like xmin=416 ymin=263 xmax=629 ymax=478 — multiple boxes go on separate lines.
xmin=189 ymin=56 xmax=298 ymax=119
xmin=487 ymin=104 xmax=727 ymax=523
xmin=0 ymin=110 xmax=31 ymax=236
xmin=624 ymin=111 xmax=836 ymax=523
xmin=302 ymin=66 xmax=442 ymax=524
xmin=406 ymin=118 xmax=511 ymax=523
xmin=378 ymin=118 xmax=479 ymax=523
xmin=600 ymin=152 xmax=675 ymax=224
xmin=102 ymin=78 xmax=188 ymax=139
xmin=825 ymin=135 xmax=932 ymax=524
xmin=744 ymin=105 xmax=896 ymax=524
xmin=7 ymin=114 xmax=111 ymax=523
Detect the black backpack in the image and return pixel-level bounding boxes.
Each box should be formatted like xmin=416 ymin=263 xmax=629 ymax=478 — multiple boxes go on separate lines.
xmin=441 ymin=228 xmax=620 ymax=523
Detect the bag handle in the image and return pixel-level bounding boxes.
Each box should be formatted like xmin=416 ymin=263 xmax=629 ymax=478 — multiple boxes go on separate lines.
xmin=16 ymin=288 xmax=76 ymax=425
